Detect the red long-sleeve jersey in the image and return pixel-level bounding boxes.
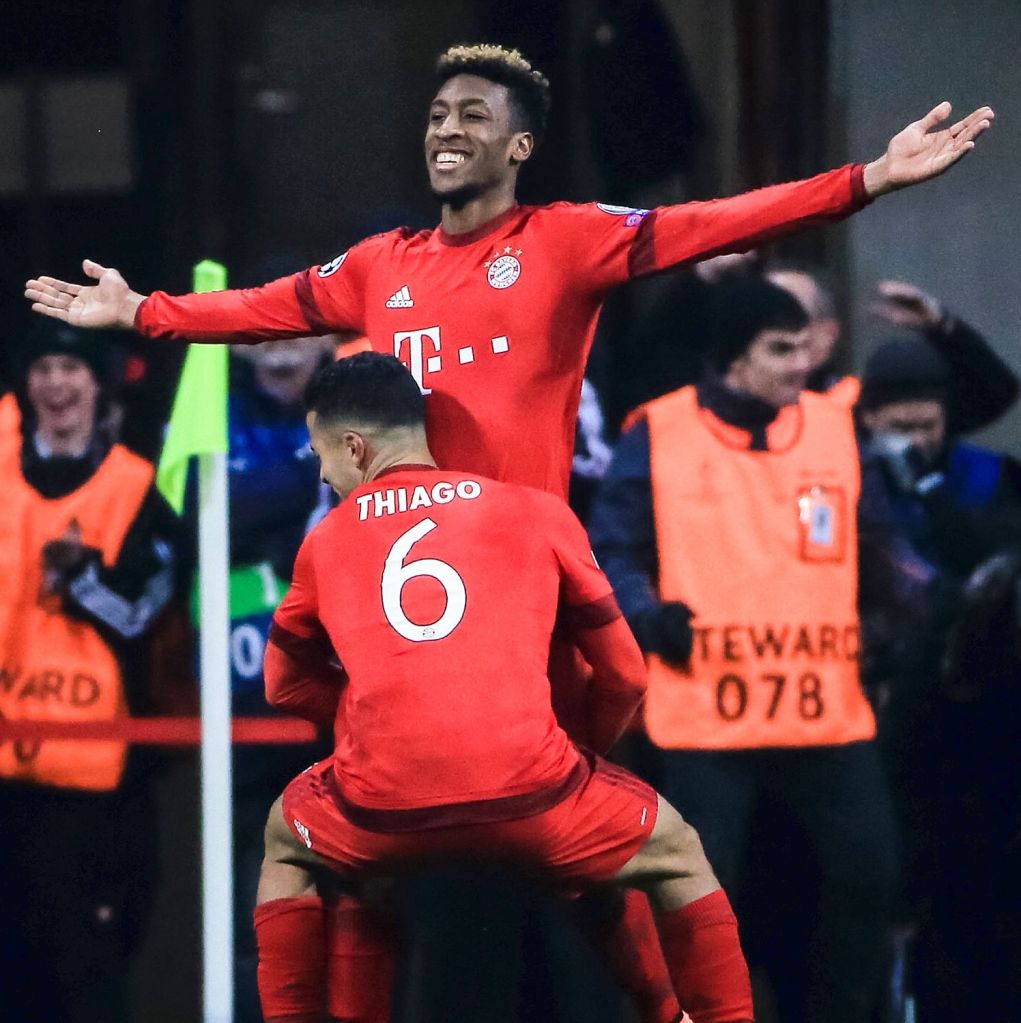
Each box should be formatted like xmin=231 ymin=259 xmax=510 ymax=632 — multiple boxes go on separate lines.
xmin=265 ymin=466 xmax=646 ymax=818
xmin=138 ymin=166 xmax=869 ymax=498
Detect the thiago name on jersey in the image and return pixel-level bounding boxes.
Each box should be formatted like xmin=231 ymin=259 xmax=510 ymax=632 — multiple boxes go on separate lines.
xmin=355 ymin=479 xmax=482 ymax=520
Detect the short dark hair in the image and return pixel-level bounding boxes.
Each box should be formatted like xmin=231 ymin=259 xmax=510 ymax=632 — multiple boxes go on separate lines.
xmin=304 ymin=353 xmax=425 ymax=430
xmin=436 ymin=43 xmax=551 ymax=141
xmin=707 ymin=277 xmax=809 ymax=372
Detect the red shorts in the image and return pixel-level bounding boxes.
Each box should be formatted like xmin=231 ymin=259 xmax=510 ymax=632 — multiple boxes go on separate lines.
xmin=282 ymin=754 xmax=658 ymax=890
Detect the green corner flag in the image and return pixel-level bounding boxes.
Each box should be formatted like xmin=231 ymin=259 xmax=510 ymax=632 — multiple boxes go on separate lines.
xmin=156 ymin=259 xmax=229 ymax=513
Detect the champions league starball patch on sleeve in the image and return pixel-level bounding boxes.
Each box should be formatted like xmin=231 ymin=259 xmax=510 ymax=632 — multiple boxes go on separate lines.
xmin=596 ymin=203 xmax=650 ymax=227
xmin=317 ymin=251 xmax=349 ymax=278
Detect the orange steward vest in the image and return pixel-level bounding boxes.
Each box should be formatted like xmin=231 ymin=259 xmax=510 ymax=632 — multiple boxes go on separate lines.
xmin=0 ymin=393 xmax=21 ymax=460
xmin=0 ymin=442 xmax=154 ymax=790
xmin=826 ymin=375 xmax=862 ymax=410
xmin=642 ymin=386 xmax=875 ymax=750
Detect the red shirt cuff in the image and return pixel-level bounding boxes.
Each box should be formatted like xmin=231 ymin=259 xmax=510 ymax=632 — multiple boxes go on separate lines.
xmin=850 ymin=163 xmax=873 ymax=208
xmin=134 ymin=296 xmax=150 ymax=335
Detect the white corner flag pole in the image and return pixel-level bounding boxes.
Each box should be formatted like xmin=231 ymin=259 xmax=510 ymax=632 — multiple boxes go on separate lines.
xmin=199 ymin=444 xmax=234 ymax=1023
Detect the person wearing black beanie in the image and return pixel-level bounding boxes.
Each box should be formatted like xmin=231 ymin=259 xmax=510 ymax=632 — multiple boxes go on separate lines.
xmin=0 ymin=319 xmax=180 ymax=1023
xmin=856 ymin=333 xmax=1021 ymax=1023
xmin=859 ymin=335 xmax=953 ymax=476
xmin=16 ymin=316 xmax=111 ymax=383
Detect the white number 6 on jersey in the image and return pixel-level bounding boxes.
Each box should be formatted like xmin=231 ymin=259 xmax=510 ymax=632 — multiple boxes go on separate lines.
xmin=382 ymin=518 xmax=466 ymax=642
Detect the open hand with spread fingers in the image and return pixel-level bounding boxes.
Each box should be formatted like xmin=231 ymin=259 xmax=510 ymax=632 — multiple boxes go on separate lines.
xmin=864 ymin=102 xmax=995 ymax=198
xmin=24 ymin=258 xmax=147 ymax=331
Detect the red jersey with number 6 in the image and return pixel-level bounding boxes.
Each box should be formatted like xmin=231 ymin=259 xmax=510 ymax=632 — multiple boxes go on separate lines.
xmin=269 ymin=466 xmax=627 ymax=819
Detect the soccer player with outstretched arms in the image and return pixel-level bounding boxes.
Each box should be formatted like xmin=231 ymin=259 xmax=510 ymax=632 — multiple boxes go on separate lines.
xmin=26 ymin=47 xmax=992 ymax=497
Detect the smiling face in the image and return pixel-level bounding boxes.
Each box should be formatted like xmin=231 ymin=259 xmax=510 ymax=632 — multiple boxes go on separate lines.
xmin=27 ymin=354 xmax=99 ymax=452
xmin=725 ymin=327 xmax=814 ymax=408
xmin=424 ymin=74 xmax=532 ymax=206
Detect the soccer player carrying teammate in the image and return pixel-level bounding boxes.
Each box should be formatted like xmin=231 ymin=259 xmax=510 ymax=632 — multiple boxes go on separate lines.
xmin=255 ymin=352 xmax=751 ymax=1023
xmin=24 ymin=42 xmax=992 ymax=1021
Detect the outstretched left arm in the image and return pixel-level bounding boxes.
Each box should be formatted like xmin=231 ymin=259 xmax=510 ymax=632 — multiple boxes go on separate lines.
xmin=577 ymin=101 xmax=995 ymax=289
xmin=863 ymin=102 xmax=994 ymax=197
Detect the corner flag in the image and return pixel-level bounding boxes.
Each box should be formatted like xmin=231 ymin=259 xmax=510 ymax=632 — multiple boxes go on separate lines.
xmin=156 ymin=259 xmax=229 ymax=513
xmin=154 ymin=258 xmax=236 ymax=1022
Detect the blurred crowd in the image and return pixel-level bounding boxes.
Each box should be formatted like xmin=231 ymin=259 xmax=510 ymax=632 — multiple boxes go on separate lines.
xmin=1 ymin=253 xmax=1019 ymax=1023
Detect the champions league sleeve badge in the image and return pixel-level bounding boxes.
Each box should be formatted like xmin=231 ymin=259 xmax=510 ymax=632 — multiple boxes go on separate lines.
xmin=317 ymin=251 xmax=349 ymax=278
xmin=596 ymin=203 xmax=650 ymax=227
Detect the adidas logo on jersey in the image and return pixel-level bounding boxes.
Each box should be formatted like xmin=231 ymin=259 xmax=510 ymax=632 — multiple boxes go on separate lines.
xmin=385 ymin=286 xmax=414 ymax=308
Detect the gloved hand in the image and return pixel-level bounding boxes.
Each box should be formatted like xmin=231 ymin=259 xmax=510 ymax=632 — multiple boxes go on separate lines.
xmin=40 ymin=519 xmax=98 ymax=597
xmin=630 ymin=602 xmax=695 ymax=668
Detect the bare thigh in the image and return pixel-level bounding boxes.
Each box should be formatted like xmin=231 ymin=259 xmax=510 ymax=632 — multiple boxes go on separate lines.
xmin=614 ymin=795 xmax=721 ymax=912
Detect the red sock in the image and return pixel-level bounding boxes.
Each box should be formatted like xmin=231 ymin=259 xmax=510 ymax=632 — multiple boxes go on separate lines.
xmin=656 ymin=889 xmax=754 ymax=1023
xmin=326 ymin=894 xmax=399 ymax=1023
xmin=254 ymin=896 xmax=328 ymax=1023
xmin=574 ymin=888 xmax=680 ymax=1023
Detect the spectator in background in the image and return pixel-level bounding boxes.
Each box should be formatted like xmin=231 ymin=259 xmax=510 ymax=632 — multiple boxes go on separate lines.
xmin=763 ymin=264 xmax=844 ymax=396
xmin=192 ymin=330 xmax=335 ymax=1021
xmin=600 ymin=252 xmax=761 ymax=431
xmin=854 ymin=332 xmax=1021 ymax=1021
xmin=589 ymin=277 xmax=898 ymax=1023
xmin=859 ymin=332 xmax=1021 ymax=587
xmin=856 ymin=325 xmax=1021 ymax=716
xmin=0 ymin=321 xmax=178 ymax=1023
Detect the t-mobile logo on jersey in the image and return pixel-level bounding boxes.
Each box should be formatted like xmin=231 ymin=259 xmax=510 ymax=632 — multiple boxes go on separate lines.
xmin=394 ymin=327 xmax=511 ymax=394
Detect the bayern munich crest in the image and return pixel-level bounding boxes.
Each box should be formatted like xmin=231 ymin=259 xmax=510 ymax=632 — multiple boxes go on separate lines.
xmin=487 ymin=254 xmax=521 ymax=289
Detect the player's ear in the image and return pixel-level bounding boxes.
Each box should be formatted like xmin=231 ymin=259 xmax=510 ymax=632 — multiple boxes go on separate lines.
xmin=509 ymin=132 xmax=534 ymax=165
xmin=343 ymin=430 xmax=367 ymax=468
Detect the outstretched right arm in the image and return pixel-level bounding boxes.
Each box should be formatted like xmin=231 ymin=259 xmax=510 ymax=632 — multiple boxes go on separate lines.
xmin=26 ymin=259 xmax=147 ymax=330
xmin=26 ymin=249 xmax=368 ymax=343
